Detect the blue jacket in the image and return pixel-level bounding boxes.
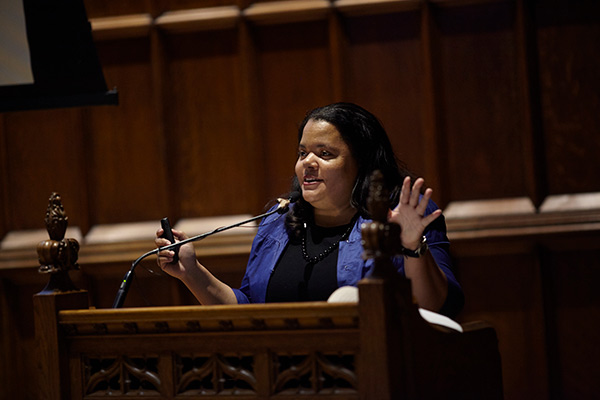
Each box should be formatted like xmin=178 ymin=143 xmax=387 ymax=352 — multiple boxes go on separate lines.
xmin=232 ymin=201 xmax=464 ymax=317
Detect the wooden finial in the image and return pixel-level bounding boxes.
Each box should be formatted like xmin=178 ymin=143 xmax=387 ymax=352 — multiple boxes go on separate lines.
xmin=361 ymin=171 xmax=402 ymax=277
xmin=37 ymin=193 xmax=79 ymax=293
xmin=44 ymin=192 xmax=68 ymax=240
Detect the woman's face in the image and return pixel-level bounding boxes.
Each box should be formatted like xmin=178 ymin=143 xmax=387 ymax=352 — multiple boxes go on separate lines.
xmin=295 ymin=119 xmax=358 ymax=219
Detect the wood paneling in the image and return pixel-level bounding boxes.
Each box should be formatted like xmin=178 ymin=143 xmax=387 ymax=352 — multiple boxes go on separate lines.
xmin=86 ymin=37 xmax=169 ymax=225
xmin=536 ymin=2 xmax=600 ymax=195
xmin=2 ymin=109 xmax=89 ymax=230
xmin=3 ymin=0 xmax=595 ymax=229
xmin=1 ymin=1 xmax=600 ymax=399
xmin=343 ymin=11 xmax=426 ymax=178
xmin=254 ymin=20 xmax=334 ymax=198
xmin=436 ymin=2 xmax=528 ymax=201
xmin=0 ymin=279 xmax=22 ymax=399
xmin=456 ymin=252 xmax=549 ymax=399
xmin=164 ymin=29 xmax=256 ymax=217
xmin=545 ymin=249 xmax=600 ymax=398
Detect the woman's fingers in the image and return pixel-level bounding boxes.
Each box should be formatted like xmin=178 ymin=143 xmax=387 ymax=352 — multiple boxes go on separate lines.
xmin=422 ymin=208 xmax=442 ymax=226
xmin=415 ymin=187 xmax=432 ymax=216
xmin=409 ymin=178 xmax=423 ymax=207
xmin=398 ymin=176 xmax=411 ymax=206
xmin=155 ymin=228 xmax=179 ymax=266
xmin=396 ymin=176 xmax=431 ymax=212
xmin=172 ymin=229 xmax=188 ymax=241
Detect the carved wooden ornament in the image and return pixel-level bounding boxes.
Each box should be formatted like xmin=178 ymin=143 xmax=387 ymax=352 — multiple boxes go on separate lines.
xmin=37 ymin=192 xmax=80 ymax=292
xmin=360 ymin=171 xmax=402 ymax=277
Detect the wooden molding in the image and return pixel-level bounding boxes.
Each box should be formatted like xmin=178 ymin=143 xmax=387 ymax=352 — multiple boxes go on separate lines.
xmin=155 ymin=6 xmax=241 ymax=33
xmin=243 ymin=0 xmax=332 ymax=25
xmin=90 ymin=14 xmax=153 ymax=40
xmin=3 ymin=194 xmax=600 ymax=271
xmin=0 ymin=216 xmax=257 ymax=272
xmin=59 ymin=302 xmax=359 ymax=334
xmin=334 ymin=0 xmax=421 ymax=16
xmin=428 ymin=0 xmax=512 ymax=8
xmin=445 ymin=193 xmax=600 ymax=242
xmin=445 ymin=197 xmax=536 ymax=220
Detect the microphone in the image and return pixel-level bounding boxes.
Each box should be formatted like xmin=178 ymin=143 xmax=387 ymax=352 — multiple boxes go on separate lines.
xmin=111 ymin=191 xmax=301 ymax=308
xmin=276 ymin=190 xmax=301 ymax=214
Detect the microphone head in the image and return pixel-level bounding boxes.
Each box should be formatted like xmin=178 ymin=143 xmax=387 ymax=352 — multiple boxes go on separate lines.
xmin=288 ymin=191 xmax=301 ymax=203
xmin=276 ymin=191 xmax=301 ymax=214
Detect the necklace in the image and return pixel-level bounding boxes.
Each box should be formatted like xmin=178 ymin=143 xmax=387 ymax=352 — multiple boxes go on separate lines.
xmin=301 ymin=218 xmax=356 ymax=264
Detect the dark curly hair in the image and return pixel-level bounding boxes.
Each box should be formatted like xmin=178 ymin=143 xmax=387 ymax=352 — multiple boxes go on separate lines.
xmin=285 ymin=102 xmax=413 ymax=238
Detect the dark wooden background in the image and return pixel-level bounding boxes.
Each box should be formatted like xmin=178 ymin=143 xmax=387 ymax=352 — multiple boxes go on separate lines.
xmin=1 ymin=0 xmax=599 ymax=399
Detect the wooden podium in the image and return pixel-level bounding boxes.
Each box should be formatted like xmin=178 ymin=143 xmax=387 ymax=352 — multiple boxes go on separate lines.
xmin=33 ymin=178 xmax=503 ymax=399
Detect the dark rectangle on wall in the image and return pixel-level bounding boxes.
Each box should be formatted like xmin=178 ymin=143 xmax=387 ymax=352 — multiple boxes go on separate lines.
xmin=254 ymin=20 xmax=334 ymax=199
xmin=536 ymin=2 xmax=600 ymax=195
xmin=455 ymin=251 xmax=549 ymax=399
xmin=86 ymin=37 xmax=169 ymax=224
xmin=545 ymin=248 xmax=600 ymax=398
xmin=435 ymin=2 xmax=528 ymax=201
xmin=164 ymin=29 xmax=256 ymax=217
xmin=2 ymin=108 xmax=89 ymax=230
xmin=342 ymin=11 xmax=425 ymax=180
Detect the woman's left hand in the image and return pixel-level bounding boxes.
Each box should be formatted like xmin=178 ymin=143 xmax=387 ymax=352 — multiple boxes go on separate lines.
xmin=388 ymin=176 xmax=442 ymax=250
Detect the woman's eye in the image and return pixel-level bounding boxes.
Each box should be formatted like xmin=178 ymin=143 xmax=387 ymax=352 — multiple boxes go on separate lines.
xmin=320 ymin=151 xmax=332 ymax=157
xmin=298 ymin=151 xmax=307 ymax=158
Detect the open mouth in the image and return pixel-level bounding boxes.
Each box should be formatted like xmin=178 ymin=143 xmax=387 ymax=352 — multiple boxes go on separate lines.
xmin=304 ymin=176 xmax=323 ymax=184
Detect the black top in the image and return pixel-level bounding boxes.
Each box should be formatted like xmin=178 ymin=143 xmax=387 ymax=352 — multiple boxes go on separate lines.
xmin=265 ymin=222 xmax=353 ymax=302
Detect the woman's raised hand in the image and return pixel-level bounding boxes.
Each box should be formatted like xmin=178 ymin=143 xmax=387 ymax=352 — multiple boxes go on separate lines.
xmin=388 ymin=176 xmax=442 ymax=250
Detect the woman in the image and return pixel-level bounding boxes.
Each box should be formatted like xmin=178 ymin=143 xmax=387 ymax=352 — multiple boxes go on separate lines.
xmin=156 ymin=103 xmax=463 ymax=317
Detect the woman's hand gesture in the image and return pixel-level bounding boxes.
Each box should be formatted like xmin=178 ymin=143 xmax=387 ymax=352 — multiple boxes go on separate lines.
xmin=388 ymin=176 xmax=442 ymax=250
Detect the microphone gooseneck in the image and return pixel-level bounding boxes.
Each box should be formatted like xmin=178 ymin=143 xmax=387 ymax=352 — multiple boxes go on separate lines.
xmin=111 ymin=192 xmax=301 ymax=308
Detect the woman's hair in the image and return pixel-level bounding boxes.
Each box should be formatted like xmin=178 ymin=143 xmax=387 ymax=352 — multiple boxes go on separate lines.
xmin=286 ymin=102 xmax=413 ymax=238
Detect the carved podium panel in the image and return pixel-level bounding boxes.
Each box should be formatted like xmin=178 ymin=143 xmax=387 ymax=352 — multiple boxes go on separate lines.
xmin=36 ymin=281 xmax=502 ymax=399
xmin=58 ymin=303 xmax=360 ymax=398
xmin=37 ymin=294 xmax=501 ymax=399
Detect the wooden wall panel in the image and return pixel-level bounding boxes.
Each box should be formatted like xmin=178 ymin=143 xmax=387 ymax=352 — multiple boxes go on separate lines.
xmin=2 ymin=109 xmax=89 ymax=230
xmin=435 ymin=2 xmax=528 ymax=201
xmin=254 ymin=20 xmax=334 ymax=199
xmin=0 ymin=277 xmax=42 ymax=400
xmin=86 ymin=38 xmax=170 ymax=224
xmin=0 ymin=279 xmax=21 ymax=399
xmin=78 ymin=249 xmax=249 ymax=309
xmin=85 ymin=1 xmax=244 ymax=19
xmin=456 ymin=252 xmax=549 ymax=399
xmin=83 ymin=264 xmax=197 ymax=308
xmin=546 ymin=249 xmax=600 ymax=398
xmin=164 ymin=29 xmax=258 ymax=217
xmin=536 ymin=3 xmax=600 ymax=195
xmin=163 ymin=0 xmax=241 ymax=14
xmin=342 ymin=11 xmax=426 ymax=178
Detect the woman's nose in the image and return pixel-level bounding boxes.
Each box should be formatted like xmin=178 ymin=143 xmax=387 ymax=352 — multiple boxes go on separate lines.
xmin=303 ymin=153 xmax=317 ymax=167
